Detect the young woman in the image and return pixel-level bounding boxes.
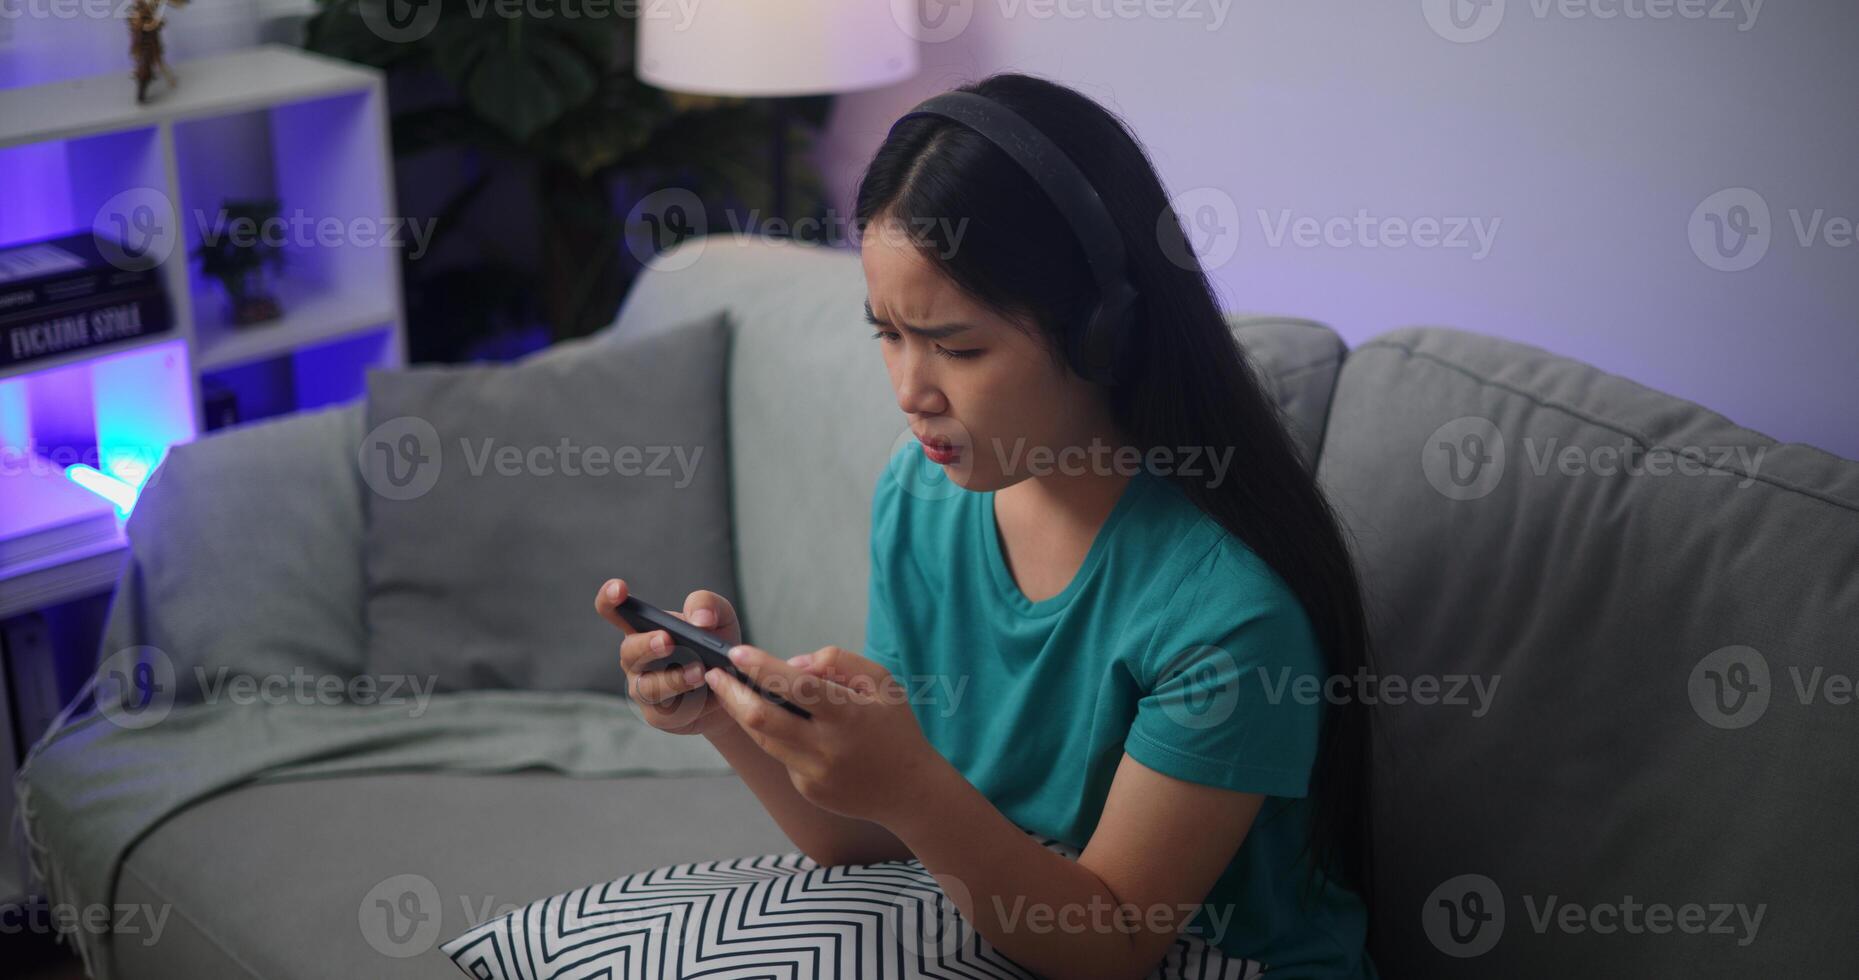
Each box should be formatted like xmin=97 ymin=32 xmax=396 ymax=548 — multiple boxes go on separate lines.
xmin=595 ymin=73 xmax=1377 ymax=979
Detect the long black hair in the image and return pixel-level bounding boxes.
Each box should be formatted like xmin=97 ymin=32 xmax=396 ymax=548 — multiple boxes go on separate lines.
xmin=854 ymin=73 xmax=1378 ymax=913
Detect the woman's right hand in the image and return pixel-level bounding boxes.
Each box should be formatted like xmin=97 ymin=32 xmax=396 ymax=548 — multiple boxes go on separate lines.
xmin=596 ymin=577 xmax=742 ymax=736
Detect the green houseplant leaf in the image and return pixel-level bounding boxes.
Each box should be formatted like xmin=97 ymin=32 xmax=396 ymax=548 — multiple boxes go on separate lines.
xmin=303 ymin=0 xmax=834 ymax=344
xmin=427 ymin=16 xmax=604 ymax=141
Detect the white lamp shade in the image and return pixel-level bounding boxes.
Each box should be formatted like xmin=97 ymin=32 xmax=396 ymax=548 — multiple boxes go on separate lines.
xmin=637 ymin=0 xmax=919 ymax=97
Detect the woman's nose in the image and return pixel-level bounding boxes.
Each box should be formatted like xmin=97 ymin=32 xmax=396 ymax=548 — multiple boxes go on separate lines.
xmin=892 ymin=353 xmax=945 ymax=415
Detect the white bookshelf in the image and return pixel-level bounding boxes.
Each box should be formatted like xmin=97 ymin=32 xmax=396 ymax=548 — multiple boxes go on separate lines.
xmin=0 ymin=44 xmax=406 ymax=612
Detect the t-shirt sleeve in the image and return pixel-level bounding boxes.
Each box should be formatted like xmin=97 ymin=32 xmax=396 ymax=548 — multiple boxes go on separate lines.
xmin=1123 ymin=542 xmax=1326 ymax=799
xmin=863 ymin=451 xmax=906 ymax=674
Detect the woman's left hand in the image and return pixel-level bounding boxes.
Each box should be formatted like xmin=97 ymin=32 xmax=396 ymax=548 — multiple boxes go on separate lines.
xmin=703 ymin=644 xmax=945 ymax=827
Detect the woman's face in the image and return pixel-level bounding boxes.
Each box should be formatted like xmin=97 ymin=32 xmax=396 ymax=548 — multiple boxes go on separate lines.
xmin=860 ymin=218 xmax=1116 ymax=492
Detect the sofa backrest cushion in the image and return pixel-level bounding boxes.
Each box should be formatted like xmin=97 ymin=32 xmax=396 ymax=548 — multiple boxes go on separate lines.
xmin=1315 ymin=327 xmax=1859 ymax=976
xmin=1225 ymin=315 xmax=1345 ymax=470
xmin=609 ymin=234 xmax=1350 ymax=661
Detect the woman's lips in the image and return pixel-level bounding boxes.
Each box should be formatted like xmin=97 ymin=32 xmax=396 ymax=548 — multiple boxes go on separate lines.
xmin=920 ymin=439 xmax=961 ymax=464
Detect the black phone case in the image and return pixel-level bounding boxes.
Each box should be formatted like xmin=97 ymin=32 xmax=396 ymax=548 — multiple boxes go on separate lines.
xmin=616 ymin=594 xmax=812 ymax=719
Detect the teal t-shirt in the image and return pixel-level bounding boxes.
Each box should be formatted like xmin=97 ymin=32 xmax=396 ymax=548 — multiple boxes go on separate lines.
xmin=863 ymin=446 xmax=1375 ymax=977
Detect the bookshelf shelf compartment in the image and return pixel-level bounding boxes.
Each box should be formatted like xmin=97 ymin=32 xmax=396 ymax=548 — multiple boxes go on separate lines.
xmin=0 ymin=46 xmax=405 ymax=606
xmin=193 ymin=281 xmax=397 ymax=373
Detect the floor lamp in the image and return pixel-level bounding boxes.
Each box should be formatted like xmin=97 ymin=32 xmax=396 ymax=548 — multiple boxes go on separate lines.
xmin=637 ymin=2 xmax=920 ymax=234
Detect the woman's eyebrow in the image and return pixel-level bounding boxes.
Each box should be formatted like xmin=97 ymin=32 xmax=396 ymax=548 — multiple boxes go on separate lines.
xmin=863 ymin=298 xmax=974 ymax=340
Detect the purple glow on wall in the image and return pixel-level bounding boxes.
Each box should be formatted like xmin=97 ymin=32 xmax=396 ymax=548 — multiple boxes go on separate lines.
xmin=0 ymin=142 xmax=76 ymax=248
xmin=2 ymin=339 xmax=195 ymax=518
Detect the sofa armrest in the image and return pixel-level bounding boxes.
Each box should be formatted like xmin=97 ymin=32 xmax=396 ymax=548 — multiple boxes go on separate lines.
xmin=98 ymin=401 xmax=370 ymax=702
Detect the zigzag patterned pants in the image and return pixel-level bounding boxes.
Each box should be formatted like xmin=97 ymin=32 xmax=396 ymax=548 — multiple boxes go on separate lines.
xmin=441 ymin=837 xmax=1267 ymax=979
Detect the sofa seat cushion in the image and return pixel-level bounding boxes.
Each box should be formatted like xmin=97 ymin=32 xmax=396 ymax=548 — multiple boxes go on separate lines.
xmin=109 ymin=772 xmax=789 ymax=980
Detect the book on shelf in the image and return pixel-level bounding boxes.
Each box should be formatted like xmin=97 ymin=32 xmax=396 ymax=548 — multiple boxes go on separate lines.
xmin=0 ymin=232 xmax=160 ymax=312
xmin=0 ymin=285 xmax=172 ymax=370
xmin=0 ymin=462 xmax=121 ymax=574
xmin=0 ymin=232 xmax=172 ymax=370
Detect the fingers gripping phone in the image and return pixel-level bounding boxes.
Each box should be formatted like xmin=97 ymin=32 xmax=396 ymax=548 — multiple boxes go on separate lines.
xmin=616 ymin=594 xmax=812 ymax=720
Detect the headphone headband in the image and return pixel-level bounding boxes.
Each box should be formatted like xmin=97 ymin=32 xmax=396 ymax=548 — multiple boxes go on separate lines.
xmin=888 ymin=91 xmax=1138 ymax=384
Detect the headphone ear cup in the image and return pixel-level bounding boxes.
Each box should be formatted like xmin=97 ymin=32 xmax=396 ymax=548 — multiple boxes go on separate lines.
xmin=1073 ymin=285 xmax=1138 ymax=386
xmin=1073 ymin=309 xmax=1118 ymax=386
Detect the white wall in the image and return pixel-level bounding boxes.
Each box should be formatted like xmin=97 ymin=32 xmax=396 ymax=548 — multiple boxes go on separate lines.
xmin=0 ymin=0 xmax=276 ymax=88
xmin=815 ymin=1 xmax=1858 ymax=459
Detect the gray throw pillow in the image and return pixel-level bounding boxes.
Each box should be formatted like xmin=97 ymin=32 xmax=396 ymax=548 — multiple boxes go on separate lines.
xmin=360 ymin=313 xmax=737 ymax=696
xmin=103 ymin=402 xmax=369 ymax=704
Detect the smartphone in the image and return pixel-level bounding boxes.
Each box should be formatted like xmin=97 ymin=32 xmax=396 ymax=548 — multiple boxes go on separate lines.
xmin=616 ymin=594 xmax=812 ymax=720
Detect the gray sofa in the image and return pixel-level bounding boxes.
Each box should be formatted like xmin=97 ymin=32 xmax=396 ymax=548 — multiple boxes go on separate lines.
xmin=25 ymin=234 xmax=1859 ymax=978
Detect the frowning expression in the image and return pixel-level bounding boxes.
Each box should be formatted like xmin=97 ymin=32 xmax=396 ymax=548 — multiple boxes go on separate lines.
xmin=860 ymin=216 xmax=1110 ymax=491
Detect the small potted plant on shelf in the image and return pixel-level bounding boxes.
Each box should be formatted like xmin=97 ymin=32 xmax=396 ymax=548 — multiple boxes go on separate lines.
xmin=195 ymin=198 xmax=285 ymax=327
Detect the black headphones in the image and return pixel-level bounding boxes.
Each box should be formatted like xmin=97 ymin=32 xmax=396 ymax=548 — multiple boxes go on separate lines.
xmin=889 ymin=92 xmax=1140 ymax=387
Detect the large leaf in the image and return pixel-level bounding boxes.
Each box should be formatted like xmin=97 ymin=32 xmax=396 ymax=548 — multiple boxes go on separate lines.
xmin=303 ymin=0 xmax=421 ymax=69
xmin=296 ymin=2 xmax=834 ymax=350
xmin=427 ymin=17 xmax=606 ymax=142
xmin=535 ymin=73 xmax=672 ymax=177
xmin=617 ymin=105 xmax=783 ymax=210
